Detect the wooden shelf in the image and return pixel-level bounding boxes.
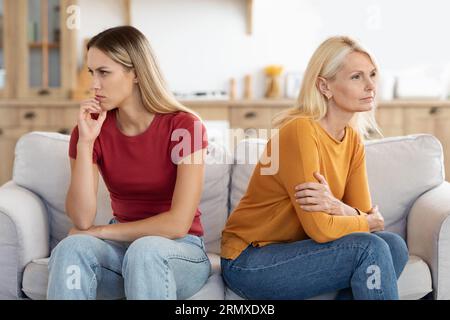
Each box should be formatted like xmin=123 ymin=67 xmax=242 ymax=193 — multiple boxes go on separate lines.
xmin=29 ymin=42 xmax=60 ymax=49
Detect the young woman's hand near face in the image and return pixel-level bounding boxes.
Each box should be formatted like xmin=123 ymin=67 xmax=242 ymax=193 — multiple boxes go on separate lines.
xmin=78 ymin=98 xmax=107 ymax=144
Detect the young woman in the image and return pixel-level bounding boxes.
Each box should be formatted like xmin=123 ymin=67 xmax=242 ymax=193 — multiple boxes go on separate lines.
xmin=47 ymin=26 xmax=211 ymax=300
xmin=220 ymin=36 xmax=409 ymax=300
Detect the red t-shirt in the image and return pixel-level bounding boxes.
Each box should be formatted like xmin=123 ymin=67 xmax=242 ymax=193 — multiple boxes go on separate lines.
xmin=68 ymin=108 xmax=208 ymax=236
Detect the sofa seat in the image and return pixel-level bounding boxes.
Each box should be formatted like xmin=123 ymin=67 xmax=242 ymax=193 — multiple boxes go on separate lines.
xmin=224 ymin=255 xmax=432 ymax=300
xmin=22 ymin=251 xmax=430 ymax=300
xmin=21 ymin=252 xmax=224 ymax=300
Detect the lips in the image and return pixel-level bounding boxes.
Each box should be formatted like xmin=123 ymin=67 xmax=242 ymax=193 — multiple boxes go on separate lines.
xmin=95 ymin=95 xmax=106 ymax=101
xmin=361 ymin=97 xmax=374 ymax=101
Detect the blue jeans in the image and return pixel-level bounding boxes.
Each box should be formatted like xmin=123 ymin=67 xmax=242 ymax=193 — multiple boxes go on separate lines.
xmin=221 ymin=231 xmax=409 ymax=300
xmin=47 ymin=219 xmax=211 ymax=300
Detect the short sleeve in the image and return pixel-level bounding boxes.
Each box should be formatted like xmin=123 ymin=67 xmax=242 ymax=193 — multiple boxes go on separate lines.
xmin=169 ymin=112 xmax=208 ymax=164
xmin=68 ymin=125 xmax=99 ymax=164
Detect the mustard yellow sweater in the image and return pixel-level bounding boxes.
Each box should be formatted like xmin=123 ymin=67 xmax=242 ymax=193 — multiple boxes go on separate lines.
xmin=221 ymin=117 xmax=371 ymax=260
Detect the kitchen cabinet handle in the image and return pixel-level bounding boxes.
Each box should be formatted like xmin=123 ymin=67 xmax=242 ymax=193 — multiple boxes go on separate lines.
xmin=244 ymin=111 xmax=257 ymax=119
xmin=58 ymin=128 xmax=70 ymax=135
xmin=24 ymin=111 xmax=37 ymax=120
xmin=38 ymin=89 xmax=50 ymax=96
xmin=244 ymin=128 xmax=257 ymax=136
xmin=429 ymin=106 xmax=439 ymax=115
xmin=0 ymin=128 xmax=3 ymax=135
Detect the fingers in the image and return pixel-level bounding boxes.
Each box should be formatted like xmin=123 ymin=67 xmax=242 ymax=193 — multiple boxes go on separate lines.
xmin=79 ymin=99 xmax=103 ymax=120
xmin=296 ymin=196 xmax=319 ymax=205
xmin=295 ymin=182 xmax=324 ymax=192
xmin=294 ymin=189 xmax=319 ymax=199
xmin=369 ymin=205 xmax=380 ymax=214
xmin=313 ymin=171 xmax=329 ymax=185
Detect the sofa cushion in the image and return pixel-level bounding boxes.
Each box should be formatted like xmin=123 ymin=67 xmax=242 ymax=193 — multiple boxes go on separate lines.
xmin=223 ymin=255 xmax=432 ymax=300
xmin=22 ymin=252 xmax=225 ymax=300
xmin=13 ymin=131 xmax=232 ymax=253
xmin=230 ymin=139 xmax=268 ymax=212
xmin=198 ymin=143 xmax=232 ymax=254
xmin=13 ymin=132 xmax=112 ymax=250
xmin=230 ymin=135 xmax=444 ymax=239
xmin=365 ymin=134 xmax=444 ymax=239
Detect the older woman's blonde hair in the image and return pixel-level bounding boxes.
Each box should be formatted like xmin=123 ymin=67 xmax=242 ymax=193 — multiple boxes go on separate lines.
xmin=272 ymin=36 xmax=381 ymax=139
xmin=87 ymin=26 xmax=200 ymax=119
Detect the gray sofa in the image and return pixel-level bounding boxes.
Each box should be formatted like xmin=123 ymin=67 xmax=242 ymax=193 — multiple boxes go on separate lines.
xmin=0 ymin=131 xmax=449 ymax=300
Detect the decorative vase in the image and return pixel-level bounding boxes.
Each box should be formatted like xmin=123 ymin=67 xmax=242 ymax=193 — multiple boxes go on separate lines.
xmin=265 ymin=75 xmax=281 ymax=98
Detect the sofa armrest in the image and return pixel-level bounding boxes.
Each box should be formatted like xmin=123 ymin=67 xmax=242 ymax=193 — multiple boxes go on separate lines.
xmin=0 ymin=181 xmax=50 ymax=299
xmin=407 ymin=181 xmax=450 ymax=300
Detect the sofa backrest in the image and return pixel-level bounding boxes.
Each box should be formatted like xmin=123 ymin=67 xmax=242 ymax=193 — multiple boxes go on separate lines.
xmin=230 ymin=134 xmax=444 ymax=239
xmin=13 ymin=132 xmax=232 ymax=254
xmin=12 ymin=132 xmax=445 ymax=254
xmin=365 ymin=135 xmax=444 ymax=238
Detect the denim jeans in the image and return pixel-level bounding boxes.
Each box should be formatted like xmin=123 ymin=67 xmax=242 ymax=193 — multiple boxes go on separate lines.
xmin=221 ymin=231 xmax=409 ymax=300
xmin=47 ymin=219 xmax=211 ymax=300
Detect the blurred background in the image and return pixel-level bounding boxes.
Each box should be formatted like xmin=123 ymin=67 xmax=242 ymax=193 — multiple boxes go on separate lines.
xmin=1 ymin=0 xmax=450 ymax=184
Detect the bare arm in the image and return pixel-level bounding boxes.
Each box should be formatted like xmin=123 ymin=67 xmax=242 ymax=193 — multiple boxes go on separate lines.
xmin=65 ymin=146 xmax=99 ymax=230
xmin=66 ymin=98 xmax=106 ymax=230
xmin=70 ymin=148 xmax=207 ymax=241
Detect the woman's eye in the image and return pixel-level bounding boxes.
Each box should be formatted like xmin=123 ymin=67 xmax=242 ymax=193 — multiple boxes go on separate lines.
xmin=351 ymin=74 xmax=360 ymax=80
xmin=371 ymin=72 xmax=377 ymax=78
xmin=100 ymin=71 xmax=108 ymax=76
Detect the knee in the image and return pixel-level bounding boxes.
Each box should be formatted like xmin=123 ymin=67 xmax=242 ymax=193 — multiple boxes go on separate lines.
xmin=348 ymin=232 xmax=391 ymax=257
xmin=49 ymin=234 xmax=99 ymax=267
xmin=376 ymin=232 xmax=409 ymax=266
xmin=123 ymin=236 xmax=171 ymax=270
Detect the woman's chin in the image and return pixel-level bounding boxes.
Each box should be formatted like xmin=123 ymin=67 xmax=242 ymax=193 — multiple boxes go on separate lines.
xmin=358 ymin=102 xmax=374 ymax=112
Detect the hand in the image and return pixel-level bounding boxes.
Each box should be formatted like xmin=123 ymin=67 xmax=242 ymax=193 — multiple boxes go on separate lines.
xmin=366 ymin=205 xmax=385 ymax=232
xmin=77 ymin=98 xmax=107 ymax=144
xmin=68 ymin=225 xmax=103 ymax=238
xmin=295 ymin=172 xmax=347 ymax=216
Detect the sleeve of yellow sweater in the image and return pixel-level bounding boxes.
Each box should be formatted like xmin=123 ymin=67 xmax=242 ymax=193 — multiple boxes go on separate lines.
xmin=276 ymin=120 xmax=369 ymax=243
xmin=342 ymin=137 xmax=372 ymax=216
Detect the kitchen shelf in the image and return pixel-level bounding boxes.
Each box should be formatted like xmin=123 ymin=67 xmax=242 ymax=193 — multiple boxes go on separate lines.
xmin=29 ymin=42 xmax=60 ymax=49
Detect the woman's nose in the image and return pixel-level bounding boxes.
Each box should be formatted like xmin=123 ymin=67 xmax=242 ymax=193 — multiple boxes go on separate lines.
xmin=366 ymin=78 xmax=376 ymax=91
xmin=91 ymin=77 xmax=101 ymax=91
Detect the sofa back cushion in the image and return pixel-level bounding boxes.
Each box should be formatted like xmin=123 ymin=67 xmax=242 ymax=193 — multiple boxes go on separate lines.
xmin=13 ymin=132 xmax=231 ymax=253
xmin=365 ymin=134 xmax=444 ymax=238
xmin=230 ymin=134 xmax=444 ymax=239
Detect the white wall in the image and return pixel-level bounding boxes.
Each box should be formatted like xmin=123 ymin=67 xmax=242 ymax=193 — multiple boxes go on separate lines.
xmin=77 ymin=0 xmax=450 ymax=98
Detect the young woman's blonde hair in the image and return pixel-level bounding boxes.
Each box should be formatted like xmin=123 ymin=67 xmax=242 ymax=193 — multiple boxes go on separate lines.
xmin=87 ymin=26 xmax=200 ymax=119
xmin=272 ymin=36 xmax=381 ymax=139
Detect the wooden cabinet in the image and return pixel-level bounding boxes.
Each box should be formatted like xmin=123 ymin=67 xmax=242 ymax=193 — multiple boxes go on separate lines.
xmin=230 ymin=107 xmax=272 ymax=129
xmin=375 ymin=107 xmax=404 ymax=137
xmin=1 ymin=100 xmax=450 ymax=185
xmin=375 ymin=102 xmax=450 ymax=180
xmin=402 ymin=106 xmax=450 ymax=179
xmin=0 ymin=101 xmax=79 ymax=184
xmin=0 ymin=0 xmax=77 ymax=100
